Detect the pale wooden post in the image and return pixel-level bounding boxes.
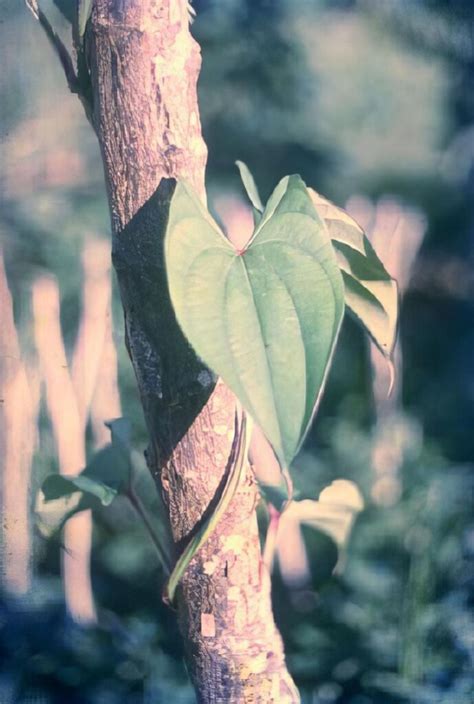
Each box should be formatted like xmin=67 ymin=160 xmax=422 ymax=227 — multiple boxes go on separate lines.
xmin=0 ymin=249 xmax=38 ymax=596
xmin=32 ymin=275 xmax=97 ymax=623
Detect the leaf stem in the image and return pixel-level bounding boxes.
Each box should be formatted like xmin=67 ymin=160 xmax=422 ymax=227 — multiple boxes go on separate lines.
xmin=262 ymin=503 xmax=281 ymax=572
xmin=25 ymin=1 xmax=79 ymax=93
xmin=127 ymin=485 xmax=172 ymax=573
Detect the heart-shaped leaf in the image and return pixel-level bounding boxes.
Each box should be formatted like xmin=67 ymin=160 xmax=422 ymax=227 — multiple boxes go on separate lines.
xmin=309 ymin=189 xmax=399 ymax=359
xmin=165 ymin=176 xmax=345 ymax=469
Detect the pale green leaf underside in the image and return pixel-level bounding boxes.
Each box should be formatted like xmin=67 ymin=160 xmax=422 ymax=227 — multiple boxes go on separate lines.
xmin=309 ymin=188 xmax=366 ymax=254
xmin=165 ymin=176 xmax=344 ymax=468
xmin=309 ymin=188 xmax=398 ymax=358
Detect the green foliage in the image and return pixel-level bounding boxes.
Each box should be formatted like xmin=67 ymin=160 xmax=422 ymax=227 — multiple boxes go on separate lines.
xmin=283 ymin=479 xmax=364 ymax=550
xmin=35 ymin=419 xmax=172 ymax=570
xmin=77 ymin=0 xmax=93 ymax=38
xmin=165 ymin=175 xmax=345 ymax=471
xmin=35 ymin=444 xmax=126 ymax=539
xmin=235 ymin=160 xmax=263 ymax=224
xmin=310 ymin=190 xmax=399 ymax=361
xmin=239 ymin=164 xmax=398 ymax=362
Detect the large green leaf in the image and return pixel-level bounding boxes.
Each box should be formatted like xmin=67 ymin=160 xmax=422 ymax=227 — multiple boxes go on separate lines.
xmin=165 ymin=176 xmax=345 ymax=469
xmin=309 ymin=189 xmax=399 ymax=359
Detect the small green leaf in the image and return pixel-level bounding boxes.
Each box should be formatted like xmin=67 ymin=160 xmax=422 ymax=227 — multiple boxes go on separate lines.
xmin=309 ymin=189 xmax=399 ymax=359
xmin=105 ymin=417 xmax=132 ymax=448
xmin=36 ymin=466 xmax=119 ymax=538
xmin=277 ymin=480 xmax=364 ymax=586
xmin=35 ymin=486 xmax=97 ymax=539
xmin=165 ymin=176 xmax=345 ymax=470
xmin=82 ymin=442 xmax=131 ymax=494
xmin=164 ymin=410 xmax=249 ymax=605
xmin=35 ymin=418 xmax=173 ymax=571
xmin=236 ymin=160 xmax=263 ymax=225
xmin=35 ymin=423 xmax=131 ymax=538
xmin=41 ymin=473 xmax=117 ymax=506
xmin=283 ymin=479 xmax=364 ymax=549
xmin=309 ymin=189 xmax=366 ymax=255
xmin=77 ymin=0 xmax=93 ymax=38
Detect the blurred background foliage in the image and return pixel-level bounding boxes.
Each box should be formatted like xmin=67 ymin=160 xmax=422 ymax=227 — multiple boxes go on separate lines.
xmin=0 ymin=0 xmax=473 ymax=702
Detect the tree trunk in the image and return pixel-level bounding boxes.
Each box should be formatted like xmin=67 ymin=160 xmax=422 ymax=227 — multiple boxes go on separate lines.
xmin=89 ymin=1 xmax=299 ymax=701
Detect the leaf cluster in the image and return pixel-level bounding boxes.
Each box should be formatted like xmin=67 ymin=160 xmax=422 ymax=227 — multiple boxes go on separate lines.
xmin=165 ymin=163 xmax=398 ymax=483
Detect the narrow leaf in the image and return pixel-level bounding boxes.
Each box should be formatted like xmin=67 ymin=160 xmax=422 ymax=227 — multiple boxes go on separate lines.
xmin=236 ymin=160 xmax=264 ymax=225
xmin=309 ymin=188 xmax=366 ymax=254
xmin=336 ymin=243 xmax=399 ymax=359
xmin=25 ymin=0 xmax=79 ymax=94
xmin=165 ymin=176 xmax=345 ymax=469
xmin=164 ymin=411 xmax=249 ymax=605
xmin=35 ymin=487 xmax=97 ymax=539
xmin=309 ymin=188 xmax=399 ymax=359
xmin=78 ymin=0 xmax=93 ymax=38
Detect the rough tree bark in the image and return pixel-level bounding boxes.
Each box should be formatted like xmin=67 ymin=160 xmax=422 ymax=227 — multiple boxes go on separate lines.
xmin=88 ymin=1 xmax=299 ymax=701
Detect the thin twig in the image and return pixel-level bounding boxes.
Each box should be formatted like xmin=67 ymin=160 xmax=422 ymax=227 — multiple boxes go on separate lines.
xmin=25 ymin=0 xmax=80 ymax=94
xmin=127 ymin=485 xmax=172 ymax=574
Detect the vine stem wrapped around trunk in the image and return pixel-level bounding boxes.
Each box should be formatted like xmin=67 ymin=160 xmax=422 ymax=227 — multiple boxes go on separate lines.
xmin=89 ymin=1 xmax=299 ymax=701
